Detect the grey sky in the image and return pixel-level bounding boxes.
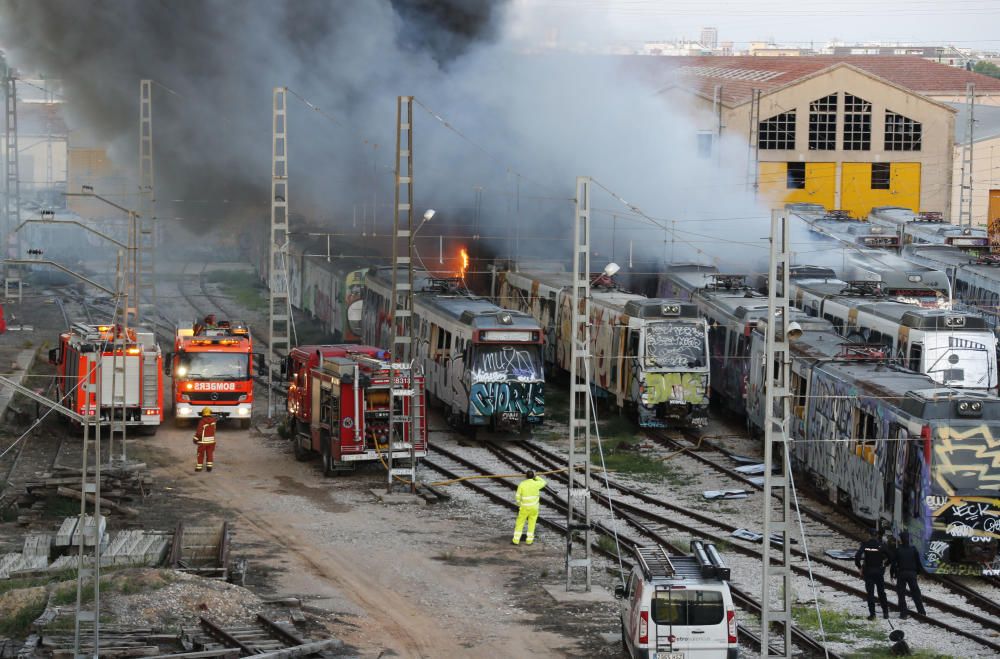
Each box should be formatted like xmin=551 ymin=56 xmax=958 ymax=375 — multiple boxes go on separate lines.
xmin=510 ymin=0 xmax=999 ymax=50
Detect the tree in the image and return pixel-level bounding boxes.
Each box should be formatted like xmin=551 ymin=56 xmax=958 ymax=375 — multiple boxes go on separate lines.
xmin=974 ymin=61 xmax=1000 ymax=79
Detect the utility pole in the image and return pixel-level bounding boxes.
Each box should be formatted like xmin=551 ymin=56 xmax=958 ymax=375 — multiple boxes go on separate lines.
xmin=267 ymin=87 xmax=291 ymax=419
xmin=958 ymin=82 xmax=975 ymax=227
xmin=761 ymin=209 xmax=793 ymax=656
xmin=388 ymin=95 xmax=417 ymax=493
xmin=566 ymin=176 xmax=593 ymax=592
xmin=746 ymin=89 xmax=761 ymax=198
xmin=137 ymin=79 xmax=156 ymax=321
xmin=3 ymin=65 xmax=21 ymax=302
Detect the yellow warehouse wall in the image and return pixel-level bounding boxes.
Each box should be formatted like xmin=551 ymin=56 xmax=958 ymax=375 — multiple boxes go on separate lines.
xmin=758 ymin=162 xmax=836 ymax=209
xmin=841 ymin=162 xmax=921 ymax=218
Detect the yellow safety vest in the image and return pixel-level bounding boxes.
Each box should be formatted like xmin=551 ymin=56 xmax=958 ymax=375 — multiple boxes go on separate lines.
xmin=516 ymin=477 xmax=546 ymax=509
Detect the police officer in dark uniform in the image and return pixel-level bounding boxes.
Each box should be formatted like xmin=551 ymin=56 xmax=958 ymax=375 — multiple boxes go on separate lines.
xmin=891 ymin=530 xmax=926 ymax=619
xmin=855 ymin=527 xmax=891 ymax=620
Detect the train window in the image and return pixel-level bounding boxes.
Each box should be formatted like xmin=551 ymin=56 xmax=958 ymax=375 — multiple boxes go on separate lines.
xmin=869 ymin=330 xmax=883 ymax=345
xmin=854 ymin=408 xmax=878 ymax=463
xmin=909 ymin=343 xmax=923 ymax=371
xmin=792 ymin=371 xmax=807 ymax=411
xmin=628 ymin=330 xmax=640 ymax=359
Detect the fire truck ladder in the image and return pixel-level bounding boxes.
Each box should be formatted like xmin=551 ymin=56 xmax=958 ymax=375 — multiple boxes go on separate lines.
xmin=3 ymin=69 xmax=21 ymax=302
xmin=387 ymin=361 xmax=420 ymax=492
xmin=137 ymin=79 xmax=156 ymax=320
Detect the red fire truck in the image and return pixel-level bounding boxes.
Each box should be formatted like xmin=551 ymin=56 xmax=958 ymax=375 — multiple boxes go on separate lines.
xmin=48 ymin=323 xmax=164 ymax=432
xmin=170 ymin=319 xmax=254 ymax=428
xmin=284 ymin=345 xmax=427 ymax=475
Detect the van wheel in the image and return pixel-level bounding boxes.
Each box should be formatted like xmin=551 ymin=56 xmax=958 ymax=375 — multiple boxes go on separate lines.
xmin=321 ymin=433 xmax=335 ymax=477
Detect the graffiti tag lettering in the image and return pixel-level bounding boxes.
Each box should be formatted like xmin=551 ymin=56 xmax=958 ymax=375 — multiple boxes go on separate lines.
xmin=469 ymin=382 xmax=544 ymax=418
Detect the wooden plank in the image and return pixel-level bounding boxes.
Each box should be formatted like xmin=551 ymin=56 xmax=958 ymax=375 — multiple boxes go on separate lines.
xmin=251 ymin=639 xmax=343 ymax=658
xmin=256 ymin=614 xmax=306 ymax=647
xmin=56 ymin=486 xmax=139 ymax=517
xmin=144 ymin=651 xmax=240 ymax=659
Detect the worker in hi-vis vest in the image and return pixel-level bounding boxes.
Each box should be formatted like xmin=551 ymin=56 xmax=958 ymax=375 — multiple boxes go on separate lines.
xmin=512 ymin=470 xmax=546 ymax=545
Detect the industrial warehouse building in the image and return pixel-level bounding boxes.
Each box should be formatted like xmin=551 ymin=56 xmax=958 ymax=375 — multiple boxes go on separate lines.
xmin=648 ymin=56 xmax=1000 ymax=220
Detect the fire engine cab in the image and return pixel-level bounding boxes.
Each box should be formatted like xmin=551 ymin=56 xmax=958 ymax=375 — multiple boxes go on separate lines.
xmin=284 ymin=345 xmax=427 ymax=476
xmin=48 ymin=323 xmax=164 ymax=432
xmin=170 ymin=319 xmax=254 ymax=428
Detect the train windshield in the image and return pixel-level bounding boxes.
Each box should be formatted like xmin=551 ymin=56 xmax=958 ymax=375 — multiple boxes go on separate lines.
xmin=470 ymin=345 xmax=543 ymax=382
xmin=644 ymin=321 xmax=707 ymax=370
xmin=932 ymin=423 xmax=1000 ymax=497
xmin=923 ymin=332 xmax=997 ymax=389
xmin=176 ymin=352 xmax=249 ymax=380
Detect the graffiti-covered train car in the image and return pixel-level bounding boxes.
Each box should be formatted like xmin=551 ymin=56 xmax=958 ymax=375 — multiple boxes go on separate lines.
xmin=747 ymin=318 xmax=1000 ymax=576
xmin=658 ymin=265 xmax=770 ymax=416
xmin=291 ymin=242 xmax=367 ymax=342
xmin=362 ymin=267 xmax=545 ymax=436
xmin=499 ymin=269 xmax=710 ymax=428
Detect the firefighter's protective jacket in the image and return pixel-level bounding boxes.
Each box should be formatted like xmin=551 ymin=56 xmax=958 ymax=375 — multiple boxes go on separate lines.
xmin=193 ymin=417 xmax=217 ymax=445
xmin=515 ymin=476 xmax=546 ymax=509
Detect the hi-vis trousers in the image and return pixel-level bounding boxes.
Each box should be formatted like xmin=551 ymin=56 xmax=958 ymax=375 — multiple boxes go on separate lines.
xmin=512 ymin=506 xmax=539 ymax=544
xmin=196 ymin=442 xmax=215 ymax=471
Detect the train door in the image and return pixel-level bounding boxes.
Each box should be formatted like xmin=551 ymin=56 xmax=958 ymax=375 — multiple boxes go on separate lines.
xmin=908 ymin=343 xmax=923 ymax=372
xmin=542 ymin=293 xmax=557 ymax=365
xmin=884 ymin=424 xmax=905 ymax=528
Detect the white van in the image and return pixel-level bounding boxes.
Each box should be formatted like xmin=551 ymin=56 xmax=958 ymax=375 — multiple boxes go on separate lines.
xmin=616 ymin=542 xmax=739 ymax=659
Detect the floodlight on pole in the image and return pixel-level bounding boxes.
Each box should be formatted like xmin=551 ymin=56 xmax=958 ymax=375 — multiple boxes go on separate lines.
xmin=603 ymin=262 xmax=620 ymax=278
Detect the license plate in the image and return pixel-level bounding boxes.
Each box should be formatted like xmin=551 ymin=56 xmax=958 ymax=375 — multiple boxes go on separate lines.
xmin=659 ymin=654 xmax=684 ymax=659
xmin=500 ymin=411 xmax=521 ymax=423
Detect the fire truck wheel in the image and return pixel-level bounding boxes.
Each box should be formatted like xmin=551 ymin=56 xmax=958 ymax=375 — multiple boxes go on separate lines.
xmin=173 ymin=417 xmax=190 ymax=429
xmin=321 ymin=433 xmax=335 ymax=477
xmin=239 ymin=418 xmax=251 ymax=430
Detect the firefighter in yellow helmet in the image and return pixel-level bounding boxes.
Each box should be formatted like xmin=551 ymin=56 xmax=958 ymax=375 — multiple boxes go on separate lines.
xmin=512 ymin=470 xmax=546 ymax=545
xmin=193 ymin=407 xmax=217 ymax=472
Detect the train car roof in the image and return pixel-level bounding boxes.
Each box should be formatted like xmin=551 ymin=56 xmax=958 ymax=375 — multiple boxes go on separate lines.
xmin=506 ymin=270 xmax=645 ymax=312
xmin=868 ymin=206 xmax=916 ymax=225
xmin=903 ymin=245 xmax=1000 ymax=278
xmin=368 ymin=266 xmax=538 ymax=328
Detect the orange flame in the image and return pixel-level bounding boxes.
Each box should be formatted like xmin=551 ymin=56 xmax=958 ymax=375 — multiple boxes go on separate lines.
xmin=459 ymin=247 xmax=469 ymax=279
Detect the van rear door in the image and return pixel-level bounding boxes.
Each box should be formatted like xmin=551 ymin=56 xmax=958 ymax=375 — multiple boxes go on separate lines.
xmin=652 ymin=587 xmax=728 ymax=658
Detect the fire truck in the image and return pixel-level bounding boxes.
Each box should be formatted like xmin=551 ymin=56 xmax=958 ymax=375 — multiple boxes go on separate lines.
xmin=284 ymin=345 xmax=427 ymax=476
xmin=48 ymin=323 xmax=164 ymax=432
xmin=170 ymin=319 xmax=254 ymax=428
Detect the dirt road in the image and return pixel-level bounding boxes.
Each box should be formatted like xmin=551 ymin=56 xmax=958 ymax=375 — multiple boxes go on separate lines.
xmin=150 ymin=418 xmax=589 ymax=657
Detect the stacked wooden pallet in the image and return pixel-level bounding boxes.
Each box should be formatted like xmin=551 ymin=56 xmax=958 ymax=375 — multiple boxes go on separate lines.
xmin=15 ymin=463 xmax=151 ymax=526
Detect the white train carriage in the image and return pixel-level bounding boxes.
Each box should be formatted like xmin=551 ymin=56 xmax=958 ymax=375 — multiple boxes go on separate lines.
xmin=789 ymin=276 xmax=997 ymax=390
xmin=747 ymin=318 xmax=1000 ymax=576
xmin=869 ymin=206 xmax=989 ymax=251
xmin=841 ymin=250 xmax=952 ymax=308
xmin=903 ymin=244 xmax=1000 ymax=329
xmin=498 ymin=269 xmax=710 ymax=428
xmin=787 ymin=204 xmax=898 ymax=249
xmin=363 ymin=267 xmax=545 ymax=434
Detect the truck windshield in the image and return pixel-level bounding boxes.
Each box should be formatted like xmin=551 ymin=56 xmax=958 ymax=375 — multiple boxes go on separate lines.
xmin=470 ymin=345 xmax=543 ymax=382
xmin=652 ymin=589 xmax=724 ymax=626
xmin=645 ymin=321 xmax=707 ymax=369
xmin=177 ymin=353 xmax=249 ymax=380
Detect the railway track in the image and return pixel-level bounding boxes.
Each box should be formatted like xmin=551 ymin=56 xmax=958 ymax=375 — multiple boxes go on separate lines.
xmin=425 ymin=438 xmax=1000 ymax=656
xmin=422 ymin=442 xmax=840 ymax=659
xmin=648 ymin=428 xmax=1000 ymax=623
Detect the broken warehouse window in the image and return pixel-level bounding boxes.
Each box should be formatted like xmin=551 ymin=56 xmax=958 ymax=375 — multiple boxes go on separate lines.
xmin=786 ymin=162 xmax=806 ymax=189
xmin=759 ymin=110 xmax=796 ymax=149
xmin=885 ymin=111 xmax=922 ymax=151
xmin=871 ymin=162 xmax=891 ymax=190
xmin=843 ymin=94 xmax=872 ymax=151
xmin=808 ymin=94 xmax=837 ymax=150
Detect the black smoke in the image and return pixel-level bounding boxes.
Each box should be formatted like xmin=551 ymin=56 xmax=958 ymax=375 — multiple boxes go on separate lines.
xmin=0 ymin=0 xmax=511 ymax=229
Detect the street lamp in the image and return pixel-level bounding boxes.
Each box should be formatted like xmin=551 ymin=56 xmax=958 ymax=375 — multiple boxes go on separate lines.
xmin=411 ymin=209 xmax=435 ymax=271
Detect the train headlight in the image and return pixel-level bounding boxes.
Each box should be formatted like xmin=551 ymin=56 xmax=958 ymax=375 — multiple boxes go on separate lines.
xmin=957 ymin=400 xmax=983 ymax=417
